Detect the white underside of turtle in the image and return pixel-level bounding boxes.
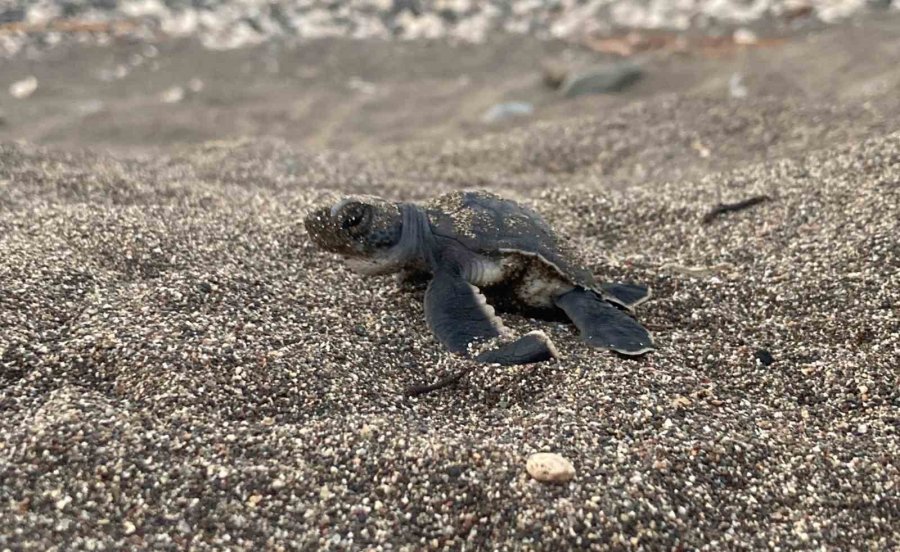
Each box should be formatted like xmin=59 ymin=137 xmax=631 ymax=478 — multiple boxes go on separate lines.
xmin=463 ymin=251 xmax=577 ymax=309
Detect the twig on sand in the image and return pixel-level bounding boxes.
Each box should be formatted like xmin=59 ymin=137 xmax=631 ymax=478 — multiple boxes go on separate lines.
xmin=702 ymin=194 xmax=771 ymax=224
xmin=404 ymin=366 xmax=476 ymax=396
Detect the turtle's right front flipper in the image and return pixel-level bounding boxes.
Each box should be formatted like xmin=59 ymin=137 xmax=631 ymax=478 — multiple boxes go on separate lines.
xmin=425 ymin=269 xmax=557 ymax=365
xmin=554 ymin=288 xmax=654 ymax=356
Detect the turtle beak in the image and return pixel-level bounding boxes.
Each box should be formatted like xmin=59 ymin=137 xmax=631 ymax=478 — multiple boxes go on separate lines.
xmin=304 ymin=205 xmax=342 ymax=250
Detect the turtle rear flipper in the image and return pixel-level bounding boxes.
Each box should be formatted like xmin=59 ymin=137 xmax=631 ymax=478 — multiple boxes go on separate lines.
xmin=554 ymin=288 xmax=654 ymax=355
xmin=475 ymin=330 xmax=558 ymax=366
xmin=601 ymin=282 xmax=652 ymax=309
xmin=425 ymin=269 xmax=557 ymax=365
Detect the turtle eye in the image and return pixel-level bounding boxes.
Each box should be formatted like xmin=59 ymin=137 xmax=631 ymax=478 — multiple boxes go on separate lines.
xmin=339 ymin=203 xmax=371 ymax=236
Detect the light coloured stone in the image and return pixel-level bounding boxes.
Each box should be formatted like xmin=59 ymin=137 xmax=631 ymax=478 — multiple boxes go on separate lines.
xmin=733 ymin=28 xmax=758 ymax=45
xmin=526 ymin=453 xmax=575 ymax=483
xmin=9 ymin=76 xmax=38 ymax=99
xmin=160 ymin=85 xmax=185 ymax=103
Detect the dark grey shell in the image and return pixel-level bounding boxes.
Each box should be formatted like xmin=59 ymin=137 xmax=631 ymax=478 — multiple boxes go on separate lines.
xmin=425 ymin=191 xmax=596 ymax=287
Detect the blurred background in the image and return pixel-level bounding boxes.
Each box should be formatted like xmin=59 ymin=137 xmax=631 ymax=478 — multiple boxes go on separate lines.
xmin=1 ymin=0 xmax=898 ymax=158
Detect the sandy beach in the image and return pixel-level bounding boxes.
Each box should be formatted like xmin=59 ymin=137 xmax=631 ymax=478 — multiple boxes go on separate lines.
xmin=1 ymin=4 xmax=899 ymax=550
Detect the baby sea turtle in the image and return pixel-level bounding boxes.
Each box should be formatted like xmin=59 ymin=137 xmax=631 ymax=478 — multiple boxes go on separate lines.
xmin=305 ymin=190 xmax=654 ymax=365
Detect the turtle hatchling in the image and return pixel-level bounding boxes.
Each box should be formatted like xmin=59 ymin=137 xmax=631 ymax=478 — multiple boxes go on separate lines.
xmin=305 ymin=190 xmax=654 ymax=365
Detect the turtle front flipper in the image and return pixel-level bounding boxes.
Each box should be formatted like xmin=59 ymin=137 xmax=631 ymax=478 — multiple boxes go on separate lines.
xmin=600 ymin=282 xmax=652 ymax=310
xmin=554 ymin=288 xmax=654 ymax=356
xmin=425 ymin=269 xmax=557 ymax=365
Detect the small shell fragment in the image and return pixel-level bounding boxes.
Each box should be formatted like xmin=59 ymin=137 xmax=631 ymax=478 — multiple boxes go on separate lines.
xmin=526 ymin=452 xmax=575 ymax=483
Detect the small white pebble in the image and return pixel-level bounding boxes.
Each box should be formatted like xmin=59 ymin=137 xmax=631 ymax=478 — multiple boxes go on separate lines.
xmin=160 ymin=86 xmax=185 ymax=103
xmin=9 ymin=76 xmax=38 ymax=99
xmin=733 ymin=28 xmax=758 ymax=45
xmin=526 ymin=452 xmax=575 ymax=483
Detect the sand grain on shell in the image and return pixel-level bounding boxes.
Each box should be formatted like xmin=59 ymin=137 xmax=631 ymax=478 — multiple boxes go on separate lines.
xmin=1 ymin=121 xmax=899 ymax=549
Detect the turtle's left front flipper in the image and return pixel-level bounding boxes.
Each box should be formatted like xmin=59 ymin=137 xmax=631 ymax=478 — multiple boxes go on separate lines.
xmin=425 ymin=269 xmax=557 ymax=365
xmin=555 ymin=288 xmax=654 ymax=356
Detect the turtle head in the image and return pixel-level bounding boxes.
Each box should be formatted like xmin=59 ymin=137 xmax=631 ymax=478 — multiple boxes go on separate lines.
xmin=304 ymin=195 xmax=410 ymax=274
